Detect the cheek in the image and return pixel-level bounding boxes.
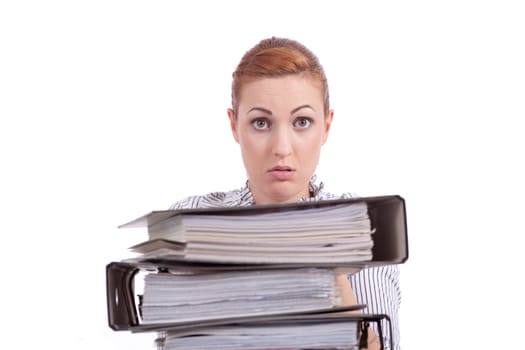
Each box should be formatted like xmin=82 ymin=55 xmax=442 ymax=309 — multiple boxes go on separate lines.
xmin=239 ymin=134 xmax=264 ymax=161
xmin=294 ymin=133 xmax=324 ymax=164
xmin=296 ymin=131 xmax=324 ymax=151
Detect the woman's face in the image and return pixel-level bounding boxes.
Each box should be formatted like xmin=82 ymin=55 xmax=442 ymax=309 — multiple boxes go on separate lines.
xmin=228 ymin=74 xmax=333 ymax=205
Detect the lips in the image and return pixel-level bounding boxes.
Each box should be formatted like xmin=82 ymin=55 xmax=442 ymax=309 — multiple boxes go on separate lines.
xmin=268 ymin=166 xmax=295 ymax=181
xmin=270 ymin=165 xmax=293 ymax=172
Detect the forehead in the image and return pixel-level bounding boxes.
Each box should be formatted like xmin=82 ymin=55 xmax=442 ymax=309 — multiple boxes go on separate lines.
xmin=237 ymin=75 xmax=324 ymax=111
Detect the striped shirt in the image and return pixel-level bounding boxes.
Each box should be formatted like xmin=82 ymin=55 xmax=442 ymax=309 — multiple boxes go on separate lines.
xmin=170 ymin=177 xmax=401 ymax=349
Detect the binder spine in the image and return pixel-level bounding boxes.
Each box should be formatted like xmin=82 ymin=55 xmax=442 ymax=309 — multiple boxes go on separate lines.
xmin=106 ymin=262 xmax=140 ymax=330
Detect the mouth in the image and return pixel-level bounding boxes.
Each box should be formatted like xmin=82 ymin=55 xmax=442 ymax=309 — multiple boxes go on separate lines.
xmin=268 ymin=166 xmax=295 ymax=181
xmin=269 ymin=166 xmax=294 ymax=172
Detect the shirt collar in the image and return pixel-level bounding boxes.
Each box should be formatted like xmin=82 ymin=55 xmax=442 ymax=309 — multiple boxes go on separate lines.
xmin=224 ymin=175 xmax=324 ymax=207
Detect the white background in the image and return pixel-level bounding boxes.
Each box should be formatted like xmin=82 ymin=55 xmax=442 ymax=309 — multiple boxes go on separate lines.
xmin=1 ymin=1 xmax=524 ymax=349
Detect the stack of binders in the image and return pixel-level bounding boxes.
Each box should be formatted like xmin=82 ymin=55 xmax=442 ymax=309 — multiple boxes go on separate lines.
xmin=106 ymin=195 xmax=408 ymax=350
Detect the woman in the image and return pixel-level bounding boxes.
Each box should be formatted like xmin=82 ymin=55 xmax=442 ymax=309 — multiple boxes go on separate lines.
xmin=170 ymin=36 xmax=401 ymax=350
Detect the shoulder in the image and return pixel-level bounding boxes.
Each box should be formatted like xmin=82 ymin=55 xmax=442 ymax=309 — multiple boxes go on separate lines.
xmin=169 ymin=192 xmax=227 ymax=210
xmin=169 ymin=184 xmax=254 ymax=209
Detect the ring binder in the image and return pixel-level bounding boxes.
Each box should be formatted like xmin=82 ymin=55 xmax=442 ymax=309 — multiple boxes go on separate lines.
xmin=106 ymin=261 xmax=395 ymax=349
xmin=106 ymin=194 xmax=408 ymax=348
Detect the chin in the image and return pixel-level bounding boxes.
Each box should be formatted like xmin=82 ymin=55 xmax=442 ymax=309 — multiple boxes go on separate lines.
xmin=267 ymin=185 xmax=306 ymax=203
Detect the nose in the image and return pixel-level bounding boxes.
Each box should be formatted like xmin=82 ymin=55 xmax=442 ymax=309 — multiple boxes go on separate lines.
xmin=272 ymin=126 xmax=293 ymax=158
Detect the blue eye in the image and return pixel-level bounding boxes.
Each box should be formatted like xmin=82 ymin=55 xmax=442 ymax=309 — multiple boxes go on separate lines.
xmin=252 ymin=118 xmax=270 ymax=130
xmin=294 ymin=117 xmax=312 ymax=129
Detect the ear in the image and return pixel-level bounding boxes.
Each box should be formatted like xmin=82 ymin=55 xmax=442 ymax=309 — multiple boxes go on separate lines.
xmin=322 ymin=109 xmax=334 ymax=145
xmin=227 ymin=108 xmax=240 ymax=143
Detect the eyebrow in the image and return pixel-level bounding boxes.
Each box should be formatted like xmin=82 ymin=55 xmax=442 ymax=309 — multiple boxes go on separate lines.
xmin=247 ymin=107 xmax=272 ymax=115
xmin=291 ymin=104 xmax=315 ymax=114
xmin=247 ymin=105 xmax=316 ymax=115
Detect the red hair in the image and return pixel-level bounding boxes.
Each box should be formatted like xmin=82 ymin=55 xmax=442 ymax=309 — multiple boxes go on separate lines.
xmin=231 ymin=37 xmax=330 ymax=116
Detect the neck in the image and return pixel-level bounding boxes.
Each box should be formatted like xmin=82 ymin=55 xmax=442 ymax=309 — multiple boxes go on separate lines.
xmin=248 ymin=183 xmax=311 ymax=205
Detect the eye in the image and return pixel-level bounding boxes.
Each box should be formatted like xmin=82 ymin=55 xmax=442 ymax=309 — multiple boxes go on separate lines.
xmin=294 ymin=117 xmax=312 ymax=129
xmin=251 ymin=118 xmax=270 ymax=130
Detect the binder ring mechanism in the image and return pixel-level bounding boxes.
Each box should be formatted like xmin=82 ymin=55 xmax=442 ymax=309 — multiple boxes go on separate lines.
xmin=106 ymin=262 xmax=140 ymax=330
xmin=358 ymin=314 xmax=393 ymax=350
